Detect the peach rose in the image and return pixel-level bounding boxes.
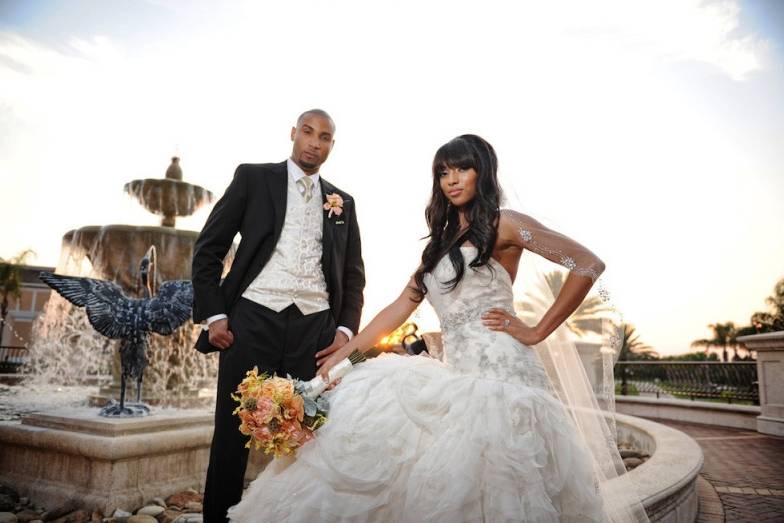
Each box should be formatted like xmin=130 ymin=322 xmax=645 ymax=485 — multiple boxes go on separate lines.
xmin=282 ymin=395 xmax=305 ymax=422
xmin=323 ymin=193 xmax=344 ymax=218
xmin=252 ymin=396 xmax=277 ymax=425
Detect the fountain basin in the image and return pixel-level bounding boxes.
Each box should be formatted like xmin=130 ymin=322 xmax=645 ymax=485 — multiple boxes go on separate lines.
xmin=124 ymin=178 xmax=214 ymax=227
xmin=613 ymin=412 xmax=704 ymax=522
xmin=0 ymin=408 xmax=212 ymax=513
xmin=0 ymin=408 xmax=703 ymax=519
xmin=61 ymin=225 xmax=200 ymax=292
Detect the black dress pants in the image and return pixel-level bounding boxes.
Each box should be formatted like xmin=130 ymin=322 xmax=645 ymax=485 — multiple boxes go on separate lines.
xmin=203 ymin=298 xmax=335 ymax=523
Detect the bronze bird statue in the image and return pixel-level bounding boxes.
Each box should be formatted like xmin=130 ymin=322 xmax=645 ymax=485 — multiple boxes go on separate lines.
xmin=39 ymin=246 xmax=193 ymax=417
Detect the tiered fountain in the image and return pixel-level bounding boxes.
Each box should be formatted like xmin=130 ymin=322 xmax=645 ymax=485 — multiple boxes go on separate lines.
xmin=62 ymin=156 xmax=212 ymax=296
xmin=30 ymin=157 xmax=220 ymax=406
xmin=0 ymin=158 xmax=224 ymax=512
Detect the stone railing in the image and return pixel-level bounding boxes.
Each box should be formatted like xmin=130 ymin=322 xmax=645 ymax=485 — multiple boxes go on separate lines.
xmin=0 ymin=345 xmax=27 ymax=373
xmin=615 ymin=361 xmax=759 ymax=404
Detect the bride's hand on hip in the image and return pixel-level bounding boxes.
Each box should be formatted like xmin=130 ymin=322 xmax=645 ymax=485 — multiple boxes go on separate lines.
xmin=482 ymin=308 xmax=543 ymax=346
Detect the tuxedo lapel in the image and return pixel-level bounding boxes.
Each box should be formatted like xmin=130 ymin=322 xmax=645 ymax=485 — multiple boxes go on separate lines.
xmin=320 ymin=178 xmax=335 ymax=279
xmin=267 ymin=161 xmax=288 ymax=244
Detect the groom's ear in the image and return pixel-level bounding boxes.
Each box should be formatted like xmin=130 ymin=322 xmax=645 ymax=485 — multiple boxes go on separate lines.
xmin=290 ymin=126 xmax=296 ymax=141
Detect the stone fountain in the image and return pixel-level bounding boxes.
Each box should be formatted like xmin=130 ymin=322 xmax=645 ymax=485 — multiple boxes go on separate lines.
xmin=0 ymin=158 xmax=224 ymax=512
xmin=62 ymin=157 xmax=213 ymax=293
xmin=30 ymin=157 xmax=220 ymax=406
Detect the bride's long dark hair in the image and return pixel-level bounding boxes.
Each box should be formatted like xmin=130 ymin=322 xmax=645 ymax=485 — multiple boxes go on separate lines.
xmin=412 ymin=134 xmax=502 ymax=302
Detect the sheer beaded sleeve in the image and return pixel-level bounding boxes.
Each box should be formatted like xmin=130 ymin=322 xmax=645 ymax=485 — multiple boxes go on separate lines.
xmin=502 ymin=209 xmax=605 ymax=282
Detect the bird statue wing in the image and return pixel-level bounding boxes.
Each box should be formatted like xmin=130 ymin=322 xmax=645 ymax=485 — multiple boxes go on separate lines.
xmin=39 ymin=271 xmax=132 ymax=339
xmin=144 ymin=280 xmax=194 ymax=335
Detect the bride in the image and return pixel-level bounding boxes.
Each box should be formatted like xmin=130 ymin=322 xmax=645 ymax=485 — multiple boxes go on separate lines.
xmin=228 ymin=134 xmax=647 ymax=522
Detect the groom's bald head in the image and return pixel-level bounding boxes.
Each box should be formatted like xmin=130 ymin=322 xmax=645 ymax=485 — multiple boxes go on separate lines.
xmin=296 ymin=109 xmax=336 ymax=133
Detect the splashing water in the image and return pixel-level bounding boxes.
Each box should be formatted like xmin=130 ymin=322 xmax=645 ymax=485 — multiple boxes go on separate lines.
xmin=24 ymin=221 xmax=228 ymax=407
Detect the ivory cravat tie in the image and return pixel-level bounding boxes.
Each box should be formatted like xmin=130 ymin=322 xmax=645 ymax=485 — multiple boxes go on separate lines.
xmin=297 ymin=176 xmax=314 ymax=202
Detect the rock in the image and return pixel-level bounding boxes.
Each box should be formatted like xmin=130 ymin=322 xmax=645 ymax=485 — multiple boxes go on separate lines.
xmin=41 ymin=500 xmax=78 ymax=522
xmin=127 ymin=516 xmax=157 ymax=523
xmin=619 ymin=449 xmax=643 ymax=459
xmin=50 ymin=510 xmax=90 ymax=523
xmin=623 ymin=457 xmax=643 ymax=469
xmin=149 ymin=499 xmax=166 ymax=509
xmin=110 ymin=510 xmax=130 ymax=523
xmin=157 ymin=510 xmax=182 ymax=523
xmin=135 ymin=507 xmax=164 ymax=518
xmin=172 ymin=515 xmax=202 ymax=523
xmin=0 ymin=486 xmax=18 ymax=503
xmin=0 ymin=512 xmax=18 ymax=523
xmin=19 ymin=499 xmax=29 ymax=507
xmin=182 ymin=502 xmax=201 ymax=514
xmin=163 ymin=493 xmax=201 ymax=511
xmin=89 ymin=510 xmax=102 ymax=523
xmin=0 ymin=497 xmax=14 ymax=513
xmin=16 ymin=510 xmax=41 ymax=523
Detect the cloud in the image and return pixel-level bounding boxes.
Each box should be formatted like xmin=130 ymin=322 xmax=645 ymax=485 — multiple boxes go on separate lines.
xmin=561 ymin=0 xmax=770 ymax=81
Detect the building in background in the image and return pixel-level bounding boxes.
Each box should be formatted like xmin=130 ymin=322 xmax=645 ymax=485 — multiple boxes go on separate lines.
xmin=1 ymin=265 xmax=54 ymax=349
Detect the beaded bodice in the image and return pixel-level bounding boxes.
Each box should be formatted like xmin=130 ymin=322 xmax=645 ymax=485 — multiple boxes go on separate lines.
xmin=424 ymin=247 xmax=552 ymax=390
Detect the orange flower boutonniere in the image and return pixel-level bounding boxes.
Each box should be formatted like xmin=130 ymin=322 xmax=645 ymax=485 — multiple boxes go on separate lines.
xmin=323 ymin=193 xmax=344 ymax=219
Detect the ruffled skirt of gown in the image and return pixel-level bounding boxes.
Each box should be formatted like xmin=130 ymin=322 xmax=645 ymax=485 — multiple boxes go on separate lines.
xmin=227 ymin=353 xmax=606 ymax=522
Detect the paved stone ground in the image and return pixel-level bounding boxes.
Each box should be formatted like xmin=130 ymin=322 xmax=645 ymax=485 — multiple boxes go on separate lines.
xmin=650 ymin=418 xmax=784 ymax=522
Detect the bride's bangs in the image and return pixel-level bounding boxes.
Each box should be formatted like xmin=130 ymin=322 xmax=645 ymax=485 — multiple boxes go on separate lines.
xmin=432 ymin=138 xmax=477 ymax=176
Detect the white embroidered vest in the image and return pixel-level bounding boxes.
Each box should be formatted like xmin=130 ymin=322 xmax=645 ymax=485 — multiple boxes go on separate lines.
xmin=242 ymin=173 xmax=329 ymax=314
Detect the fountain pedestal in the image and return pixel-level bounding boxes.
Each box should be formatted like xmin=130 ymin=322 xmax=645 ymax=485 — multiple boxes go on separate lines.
xmin=0 ymin=408 xmax=213 ymax=513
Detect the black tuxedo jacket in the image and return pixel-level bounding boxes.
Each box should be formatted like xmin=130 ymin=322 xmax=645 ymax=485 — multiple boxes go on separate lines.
xmin=191 ymin=161 xmax=365 ymax=354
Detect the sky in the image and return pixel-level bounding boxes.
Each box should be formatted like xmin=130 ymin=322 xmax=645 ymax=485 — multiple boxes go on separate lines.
xmin=1 ymin=0 xmax=783 ymax=355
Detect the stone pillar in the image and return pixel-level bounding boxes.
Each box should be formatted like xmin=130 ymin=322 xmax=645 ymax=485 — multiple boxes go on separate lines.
xmin=575 ymin=340 xmax=603 ymax=392
xmin=738 ymin=331 xmax=784 ymax=436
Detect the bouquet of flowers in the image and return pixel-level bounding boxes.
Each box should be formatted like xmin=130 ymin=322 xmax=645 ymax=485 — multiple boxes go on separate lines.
xmin=232 ymin=350 xmax=366 ymax=457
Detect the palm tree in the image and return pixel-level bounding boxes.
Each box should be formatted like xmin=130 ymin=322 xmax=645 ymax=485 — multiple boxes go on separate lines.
xmin=618 ymin=323 xmax=658 ymax=361
xmin=544 ymin=271 xmax=612 ymax=337
xmin=738 ymin=278 xmax=784 ymax=334
xmin=751 ymin=278 xmax=784 ymax=332
xmin=0 ymin=249 xmax=35 ymax=346
xmin=762 ymin=278 xmax=784 ymax=330
xmin=691 ymin=322 xmax=739 ymax=362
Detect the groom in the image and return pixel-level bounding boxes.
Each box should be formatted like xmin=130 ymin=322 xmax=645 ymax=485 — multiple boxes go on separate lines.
xmin=191 ymin=109 xmax=365 ymax=522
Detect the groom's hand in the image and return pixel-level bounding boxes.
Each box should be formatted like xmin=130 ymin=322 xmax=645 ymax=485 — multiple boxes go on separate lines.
xmin=208 ymin=318 xmax=234 ymax=350
xmin=315 ymin=329 xmax=349 ymax=367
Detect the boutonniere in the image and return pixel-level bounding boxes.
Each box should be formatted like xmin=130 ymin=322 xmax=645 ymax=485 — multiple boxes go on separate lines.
xmin=323 ymin=193 xmax=344 ymax=223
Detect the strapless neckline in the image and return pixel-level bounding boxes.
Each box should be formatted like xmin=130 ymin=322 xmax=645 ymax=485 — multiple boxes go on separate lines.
xmin=457 ymin=245 xmax=513 ymax=286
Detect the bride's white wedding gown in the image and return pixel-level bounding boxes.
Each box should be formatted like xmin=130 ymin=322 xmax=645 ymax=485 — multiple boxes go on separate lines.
xmin=228 ymin=246 xmax=607 ymax=522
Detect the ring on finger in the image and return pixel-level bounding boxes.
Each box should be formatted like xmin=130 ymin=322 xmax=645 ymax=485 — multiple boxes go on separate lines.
xmin=503 ymin=319 xmax=511 ymax=329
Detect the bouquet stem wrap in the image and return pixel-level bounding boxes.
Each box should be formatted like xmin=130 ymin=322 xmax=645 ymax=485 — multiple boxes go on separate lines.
xmin=301 ymin=350 xmax=367 ymax=399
